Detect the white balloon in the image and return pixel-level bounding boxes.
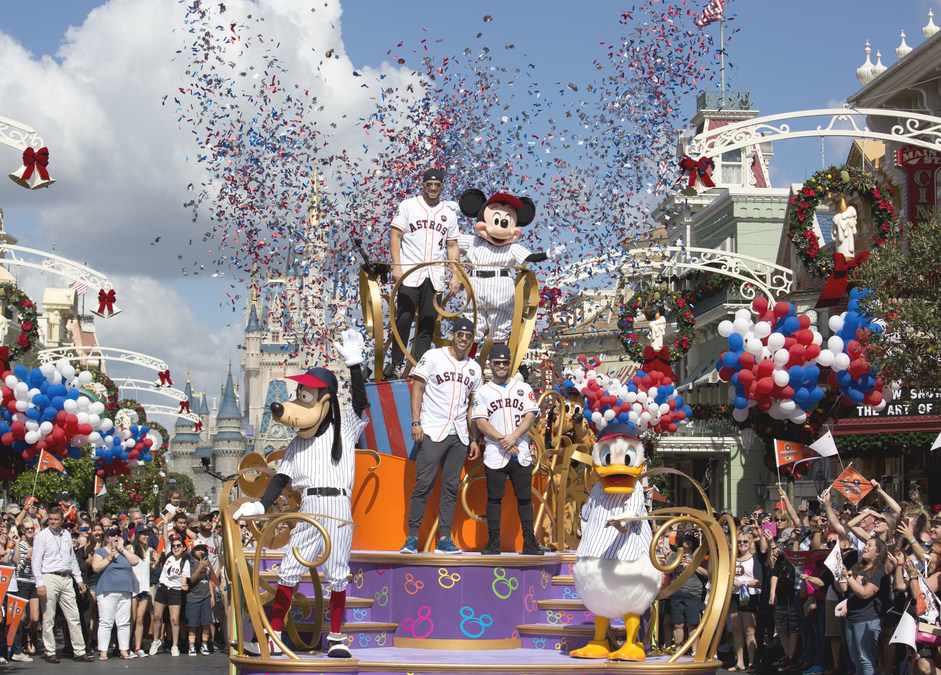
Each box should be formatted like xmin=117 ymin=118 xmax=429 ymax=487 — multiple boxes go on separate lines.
xmin=624 ymin=392 xmax=637 ymax=403
xmin=648 ymin=387 xmax=659 ymax=400
xmin=39 ymin=363 xmax=55 ymax=380
xmin=603 ymin=409 xmax=616 ymax=421
xmin=812 ymin=331 xmax=824 ymax=346
xmin=754 ymin=321 xmax=772 ymax=339
xmin=89 ymin=432 xmax=101 ymax=445
xmin=790 ymin=412 xmax=807 ymax=424
xmin=732 ymin=407 xmax=750 ymax=422
xmin=873 ymin=399 xmax=887 ymax=412
xmin=25 ymin=420 xmax=38 ymax=431
xmin=832 ymin=353 xmax=851 ymax=371
xmin=735 ymin=308 xmax=752 ymax=321
xmin=636 ymin=392 xmax=648 ymax=404
xmin=628 ymin=411 xmax=639 ymax=422
xmin=64 ymin=399 xmax=78 ymax=414
xmin=640 ymin=411 xmax=652 ymax=422
xmin=14 ymin=382 xmax=28 ymax=396
xmin=591 ymin=412 xmax=603 ymax=424
xmin=773 ymin=349 xmax=790 ymax=366
xmin=39 ymin=421 xmax=53 ymax=435
xmin=24 ymin=431 xmax=39 ymax=444
xmin=827 ymin=336 xmax=844 ymax=353
xmin=829 ymin=315 xmax=844 ymax=332
xmin=746 ymin=338 xmax=764 ymax=356
xmin=90 ymin=401 xmax=105 ymax=415
xmin=733 ymin=317 xmax=751 ymax=334
xmin=718 ymin=320 xmax=734 ymax=337
xmin=816 ymin=350 xmax=835 ymax=368
xmin=779 ymin=399 xmax=797 ymax=414
xmin=773 ymin=369 xmax=790 ymax=387
xmin=77 ymin=371 xmax=93 ymax=385
xmin=76 ymin=412 xmax=89 ymax=424
xmin=5 ymin=375 xmax=17 ymax=388
xmin=15 ymin=400 xmax=28 ymax=412
xmin=99 ymin=419 xmax=114 ymax=432
xmin=659 ymin=403 xmax=670 ymax=415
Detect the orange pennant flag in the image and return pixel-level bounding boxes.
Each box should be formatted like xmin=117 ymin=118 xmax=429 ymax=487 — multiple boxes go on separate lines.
xmin=5 ymin=595 xmax=26 ymax=646
xmin=37 ymin=449 xmax=65 ymax=473
xmin=94 ymin=475 xmax=107 ymax=497
xmin=831 ymin=465 xmax=874 ymax=504
xmin=0 ymin=566 xmax=12 ymax=606
xmin=774 ymin=439 xmax=817 ymax=467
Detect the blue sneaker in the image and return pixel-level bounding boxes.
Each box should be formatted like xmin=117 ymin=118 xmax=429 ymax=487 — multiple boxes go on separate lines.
xmin=399 ymin=535 xmax=418 ymax=554
xmin=802 ymin=667 xmax=825 ymax=675
xmin=435 ymin=536 xmax=462 ymax=554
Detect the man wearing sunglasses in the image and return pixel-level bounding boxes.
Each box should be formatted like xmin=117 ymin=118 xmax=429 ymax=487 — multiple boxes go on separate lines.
xmin=471 ymin=345 xmax=541 ymax=556
xmin=400 ymin=317 xmax=482 ymax=555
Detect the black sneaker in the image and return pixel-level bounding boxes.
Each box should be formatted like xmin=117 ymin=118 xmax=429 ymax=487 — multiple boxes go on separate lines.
xmin=481 ymin=533 xmax=501 ymax=555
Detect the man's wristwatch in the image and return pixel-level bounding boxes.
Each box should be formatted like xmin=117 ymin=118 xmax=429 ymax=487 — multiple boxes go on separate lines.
xmin=411 ymin=422 xmax=421 ymax=427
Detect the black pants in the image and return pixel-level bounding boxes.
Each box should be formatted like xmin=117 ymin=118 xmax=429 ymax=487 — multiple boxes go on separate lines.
xmin=484 ymin=461 xmax=534 ymax=532
xmin=390 ymin=278 xmax=437 ymax=366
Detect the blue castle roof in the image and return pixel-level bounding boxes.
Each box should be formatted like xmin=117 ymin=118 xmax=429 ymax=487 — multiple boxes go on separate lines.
xmin=217 ymin=370 xmax=242 ymax=421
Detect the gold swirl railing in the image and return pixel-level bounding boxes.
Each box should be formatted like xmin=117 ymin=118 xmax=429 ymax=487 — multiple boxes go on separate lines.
xmin=359 ymin=259 xmax=541 ymax=379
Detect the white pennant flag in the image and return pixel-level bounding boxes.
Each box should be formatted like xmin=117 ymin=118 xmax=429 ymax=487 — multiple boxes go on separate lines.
xmin=889 ymin=612 xmax=917 ymax=650
xmin=811 ymin=430 xmax=840 ymax=457
xmin=823 ymin=543 xmax=844 ymax=578
xmin=931 ymin=430 xmax=941 ymax=452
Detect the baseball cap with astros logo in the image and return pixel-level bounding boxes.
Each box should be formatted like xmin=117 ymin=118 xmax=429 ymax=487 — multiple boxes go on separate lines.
xmin=287 ymin=367 xmax=339 ymax=395
xmin=422 ymin=168 xmax=443 ymax=184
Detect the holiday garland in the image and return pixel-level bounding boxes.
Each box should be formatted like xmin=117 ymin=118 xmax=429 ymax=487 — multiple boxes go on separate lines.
xmin=116 ymin=398 xmax=147 ymax=425
xmin=86 ymin=367 xmax=120 ymax=420
xmin=787 ymin=165 xmax=899 ymax=279
xmin=0 ymin=283 xmax=40 ymax=361
xmin=617 ymin=284 xmax=697 ymax=363
xmin=147 ymin=421 xmax=169 ymax=460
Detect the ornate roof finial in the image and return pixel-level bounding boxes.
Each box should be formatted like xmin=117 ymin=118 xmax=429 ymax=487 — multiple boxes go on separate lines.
xmin=871 ymin=50 xmax=887 ymax=78
xmin=896 ymin=30 xmax=912 ymax=58
xmin=856 ymin=41 xmax=875 ymax=85
xmin=925 ymin=9 xmax=939 ymax=38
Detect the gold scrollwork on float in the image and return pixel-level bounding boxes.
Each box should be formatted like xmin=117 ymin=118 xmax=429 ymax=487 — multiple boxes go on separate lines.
xmin=358 ymin=258 xmax=541 ymax=381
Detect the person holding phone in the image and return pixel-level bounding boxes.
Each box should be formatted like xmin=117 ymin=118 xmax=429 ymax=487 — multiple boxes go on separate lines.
xmin=835 ymin=537 xmax=888 ymax=675
xmin=150 ymin=535 xmax=190 ymax=656
xmin=91 ymin=527 xmax=140 ymax=660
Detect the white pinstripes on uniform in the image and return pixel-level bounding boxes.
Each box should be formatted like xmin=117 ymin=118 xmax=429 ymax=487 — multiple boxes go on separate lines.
xmin=576 ymin=482 xmax=652 ymax=562
xmin=457 ymin=234 xmax=532 ymax=342
xmin=471 ymin=381 xmax=538 ymax=469
xmin=391 ymin=197 xmax=459 ymax=291
xmin=412 ymin=348 xmax=481 ymax=445
xmin=276 ymin=411 xmax=369 ymax=591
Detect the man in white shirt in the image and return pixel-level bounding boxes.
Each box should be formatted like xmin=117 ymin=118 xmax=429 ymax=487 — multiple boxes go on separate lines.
xmin=400 ymin=317 xmax=482 ymax=554
xmin=471 ymin=344 xmax=541 ymax=555
xmin=385 ymin=168 xmax=461 ymax=379
xmin=31 ymin=508 xmax=92 ymax=663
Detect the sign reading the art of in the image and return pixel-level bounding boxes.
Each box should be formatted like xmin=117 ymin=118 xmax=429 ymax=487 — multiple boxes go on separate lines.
xmin=896 ymin=145 xmax=941 ymax=224
xmin=844 ymin=386 xmax=941 ymax=420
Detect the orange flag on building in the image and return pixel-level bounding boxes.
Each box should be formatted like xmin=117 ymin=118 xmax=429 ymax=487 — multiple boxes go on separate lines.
xmin=37 ymin=449 xmax=65 ymax=473
xmin=5 ymin=595 xmax=26 ymax=646
xmin=831 ymin=465 xmax=873 ymax=504
xmin=0 ymin=566 xmax=12 ymax=606
xmin=774 ymin=439 xmax=817 ymax=467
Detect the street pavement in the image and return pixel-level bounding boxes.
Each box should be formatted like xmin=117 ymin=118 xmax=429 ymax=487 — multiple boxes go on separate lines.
xmin=2 ymin=651 xmax=230 ymax=673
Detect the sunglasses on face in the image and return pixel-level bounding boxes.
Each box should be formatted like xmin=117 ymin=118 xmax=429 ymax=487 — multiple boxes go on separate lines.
xmin=23 ymin=528 xmax=34 ymax=532
xmin=774 ymin=518 xmax=787 ymax=522
xmin=491 ymin=360 xmax=510 ymax=366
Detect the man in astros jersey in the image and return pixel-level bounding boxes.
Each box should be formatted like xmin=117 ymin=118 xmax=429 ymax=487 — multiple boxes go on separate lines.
xmin=471 ymin=344 xmax=543 ymax=556
xmin=400 ymin=317 xmax=482 ymax=555
xmin=385 ymin=168 xmax=462 ymax=380
xmin=233 ymin=330 xmax=368 ymax=659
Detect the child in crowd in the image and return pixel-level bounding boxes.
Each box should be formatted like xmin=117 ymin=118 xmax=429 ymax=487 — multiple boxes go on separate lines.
xmin=185 ymin=544 xmax=214 ymax=656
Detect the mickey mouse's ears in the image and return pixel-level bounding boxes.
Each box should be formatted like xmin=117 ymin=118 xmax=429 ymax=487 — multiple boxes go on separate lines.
xmin=459 ymin=189 xmax=486 ymax=218
xmin=517 ymin=197 xmax=535 ymax=226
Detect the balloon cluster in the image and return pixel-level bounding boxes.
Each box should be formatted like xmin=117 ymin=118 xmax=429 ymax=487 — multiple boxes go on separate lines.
xmin=818 ymin=289 xmax=887 ymax=409
xmin=0 ymin=361 xmax=113 ymax=465
xmin=716 ymin=298 xmax=825 ymax=424
xmin=94 ymin=424 xmax=155 ymax=478
xmin=563 ymin=364 xmax=692 ymax=434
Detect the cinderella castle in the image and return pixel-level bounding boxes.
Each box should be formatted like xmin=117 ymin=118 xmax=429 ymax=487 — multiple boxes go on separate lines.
xmin=170 ymin=187 xmax=344 ymax=500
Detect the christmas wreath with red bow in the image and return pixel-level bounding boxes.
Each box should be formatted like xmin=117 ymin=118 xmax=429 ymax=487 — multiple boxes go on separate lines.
xmin=617 ymin=284 xmax=696 ymax=364
xmin=116 ymin=399 xmax=147 ymax=425
xmin=787 ymin=165 xmax=899 ymax=279
xmin=0 ymin=283 xmax=40 ymax=362
xmin=85 ymin=367 xmax=120 ymax=421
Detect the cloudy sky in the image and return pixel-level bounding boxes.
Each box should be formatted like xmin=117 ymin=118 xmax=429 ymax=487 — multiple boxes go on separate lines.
xmin=0 ymin=0 xmax=937 ymax=416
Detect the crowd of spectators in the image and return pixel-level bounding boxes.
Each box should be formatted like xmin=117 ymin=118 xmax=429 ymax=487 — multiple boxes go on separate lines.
xmin=656 ymin=481 xmax=941 ymax=675
xmin=0 ymin=486 xmax=226 ymax=664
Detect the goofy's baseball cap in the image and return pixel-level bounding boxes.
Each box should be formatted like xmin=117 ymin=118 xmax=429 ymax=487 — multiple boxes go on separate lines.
xmin=287 ymin=367 xmax=338 ymax=395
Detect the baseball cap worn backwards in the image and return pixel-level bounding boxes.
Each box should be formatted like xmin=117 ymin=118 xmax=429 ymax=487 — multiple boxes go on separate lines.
xmin=488 ymin=344 xmax=512 ymax=361
xmin=452 ymin=318 xmax=474 ymax=334
xmin=422 ymin=168 xmax=443 ymax=183
xmin=287 ymin=367 xmax=338 ymax=395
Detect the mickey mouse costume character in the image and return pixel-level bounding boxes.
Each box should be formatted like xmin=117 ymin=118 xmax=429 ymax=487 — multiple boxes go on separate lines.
xmin=233 ymin=330 xmax=368 ymax=659
xmin=456 ymin=189 xmax=564 ymax=343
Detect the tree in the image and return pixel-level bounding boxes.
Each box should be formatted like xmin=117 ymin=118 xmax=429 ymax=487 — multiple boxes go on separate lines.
xmin=855 ymin=211 xmax=941 ymax=387
xmin=10 ymin=455 xmax=97 ymax=508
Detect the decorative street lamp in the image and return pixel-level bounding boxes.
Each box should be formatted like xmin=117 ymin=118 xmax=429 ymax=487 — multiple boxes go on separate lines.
xmin=754 ymin=474 xmax=767 ymax=503
xmin=813 ymin=467 xmax=828 ymax=496
xmin=152 ymin=484 xmax=159 ymax=497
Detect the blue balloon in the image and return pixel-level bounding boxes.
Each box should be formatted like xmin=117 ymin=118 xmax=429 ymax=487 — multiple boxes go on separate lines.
xmin=728 ymin=334 xmax=744 ymax=351
xmin=67 ymin=389 xmax=80 ymax=400
xmin=733 ymin=396 xmax=749 ymax=409
xmin=782 ymin=316 xmax=800 ymax=335
xmin=681 ymin=405 xmax=692 ymax=417
xmin=804 ymin=365 xmax=821 ymax=383
xmin=848 ymin=388 xmax=865 ymax=404
xmin=143 ymin=454 xmax=153 ymax=463
xmin=675 ymin=395 xmax=684 ymax=406
xmin=618 ymin=412 xmax=630 ymax=423
xmin=13 ymin=365 xmax=28 ymax=379
xmin=793 ymin=388 xmax=810 ymax=407
xmin=722 ymin=351 xmax=740 ymax=368
xmin=788 ymin=366 xmax=805 ymax=386
xmin=68 ymin=446 xmax=82 ymax=459
xmin=48 ymin=384 xmax=67 ymax=398
xmin=25 ymin=408 xmax=40 ymax=420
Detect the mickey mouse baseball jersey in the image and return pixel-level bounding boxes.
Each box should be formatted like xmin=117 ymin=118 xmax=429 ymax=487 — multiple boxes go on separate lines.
xmin=471 ymin=380 xmax=539 ymax=469
xmin=391 ymin=197 xmax=459 ymax=291
xmin=412 ymin=347 xmax=482 ymax=445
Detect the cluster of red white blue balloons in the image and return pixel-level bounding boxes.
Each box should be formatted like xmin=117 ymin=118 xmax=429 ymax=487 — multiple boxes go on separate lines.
xmin=0 ymin=360 xmax=156 ymax=478
xmin=564 ymin=365 xmax=692 ymax=434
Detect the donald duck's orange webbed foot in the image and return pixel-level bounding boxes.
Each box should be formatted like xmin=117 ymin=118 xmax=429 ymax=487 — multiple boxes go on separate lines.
xmin=569 ymin=640 xmax=611 ymax=659
xmin=609 ymin=642 xmax=646 ymax=661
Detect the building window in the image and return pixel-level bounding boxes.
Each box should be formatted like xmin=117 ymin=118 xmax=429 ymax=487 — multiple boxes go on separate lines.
xmin=720 ymin=149 xmax=743 ymax=185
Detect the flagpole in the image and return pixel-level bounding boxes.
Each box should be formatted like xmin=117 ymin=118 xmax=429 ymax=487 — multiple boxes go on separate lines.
xmin=30 ymin=456 xmax=41 ymax=499
xmin=719 ymin=13 xmax=725 ymax=97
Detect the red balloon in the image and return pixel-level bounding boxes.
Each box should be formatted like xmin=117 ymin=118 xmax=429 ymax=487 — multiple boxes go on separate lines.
xmin=783 ymin=336 xmax=797 ymax=350
xmin=718 ymin=367 xmax=735 ymax=381
xmin=752 ymin=297 xmax=769 ymax=314
xmin=798 ymin=315 xmax=811 ymax=330
xmin=758 ymin=399 xmax=773 ymax=411
xmin=668 ymin=423 xmax=678 ymax=433
xmin=866 ymin=390 xmax=883 ymax=406
xmin=781 ymin=386 xmax=795 ymax=399
xmin=642 ymin=376 xmax=653 ymax=387
xmin=143 ymin=438 xmax=153 ymax=448
xmin=789 ymin=344 xmax=806 ymax=360
xmin=847 ymin=341 xmax=863 ymax=359
xmin=805 ymin=344 xmax=821 ymax=360
xmin=773 ymin=301 xmax=791 ymax=318
xmin=796 ymin=329 xmax=815 ymax=345
xmin=739 ymin=353 xmax=756 ymax=369
xmin=757 ymin=360 xmax=775 ymax=376
xmin=738 ymin=369 xmax=755 ymax=384
xmin=675 ymin=410 xmax=687 ymax=421
xmin=757 ymin=377 xmax=774 ymax=394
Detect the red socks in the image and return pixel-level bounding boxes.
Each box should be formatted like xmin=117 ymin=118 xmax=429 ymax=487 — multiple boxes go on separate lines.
xmin=270 ymin=584 xmax=294 ymax=632
xmin=329 ymin=590 xmax=346 ymax=634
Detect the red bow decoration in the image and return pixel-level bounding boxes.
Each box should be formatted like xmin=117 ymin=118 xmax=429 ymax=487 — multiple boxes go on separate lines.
xmin=194 ymin=421 xmax=203 ymax=432
xmin=179 ymin=400 xmax=191 ymax=414
xmin=815 ymin=252 xmax=870 ymax=309
xmin=157 ymin=370 xmax=173 ymax=386
xmin=97 ymin=289 xmax=116 ymax=315
xmin=0 ymin=347 xmax=9 ymax=374
xmin=643 ymin=345 xmax=677 ymax=383
xmin=19 ymin=147 xmax=52 ymax=182
xmin=678 ymin=155 xmax=716 ymax=189
xmin=577 ymin=355 xmax=602 ymax=371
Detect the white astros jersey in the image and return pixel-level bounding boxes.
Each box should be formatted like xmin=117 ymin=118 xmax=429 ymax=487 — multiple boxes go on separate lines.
xmin=471 ymin=381 xmax=539 ymax=469
xmin=275 ymin=410 xmax=369 ymax=591
xmin=391 ymin=196 xmax=460 ymax=290
xmin=457 ymin=234 xmax=532 ymax=341
xmin=412 ymin=347 xmax=482 ymax=445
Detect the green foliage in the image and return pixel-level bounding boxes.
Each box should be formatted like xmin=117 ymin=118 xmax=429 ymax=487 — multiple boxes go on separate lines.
xmin=10 ymin=454 xmax=97 ymax=507
xmin=855 ymin=211 xmax=941 ymax=387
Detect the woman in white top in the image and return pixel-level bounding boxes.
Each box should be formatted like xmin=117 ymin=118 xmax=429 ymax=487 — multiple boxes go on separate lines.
xmin=129 ymin=526 xmax=157 ymax=658
xmin=149 ymin=536 xmax=190 ymax=656
xmin=730 ymin=533 xmax=761 ymax=672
